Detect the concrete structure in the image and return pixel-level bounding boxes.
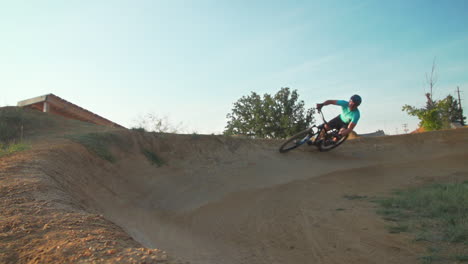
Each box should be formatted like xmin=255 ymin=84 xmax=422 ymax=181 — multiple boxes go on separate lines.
xmin=450 ymin=122 xmax=463 ymax=128
xmin=358 ymin=130 xmax=386 ymax=137
xmin=17 ymin=94 xmax=125 ymax=128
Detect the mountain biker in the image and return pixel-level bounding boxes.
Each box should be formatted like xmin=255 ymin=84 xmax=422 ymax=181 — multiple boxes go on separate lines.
xmin=315 ymin=94 xmax=362 ymax=140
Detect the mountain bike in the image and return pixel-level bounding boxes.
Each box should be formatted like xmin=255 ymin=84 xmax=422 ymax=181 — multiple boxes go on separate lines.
xmin=278 ymin=110 xmax=349 ymax=153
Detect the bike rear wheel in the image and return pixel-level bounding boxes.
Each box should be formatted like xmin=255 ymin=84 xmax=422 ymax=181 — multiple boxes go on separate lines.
xmin=279 ymin=128 xmax=314 ymax=153
xmin=317 ymin=130 xmax=348 ymax=152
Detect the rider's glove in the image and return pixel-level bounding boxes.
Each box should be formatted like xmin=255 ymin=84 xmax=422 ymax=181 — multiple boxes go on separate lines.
xmin=316 ymin=103 xmax=324 ymax=111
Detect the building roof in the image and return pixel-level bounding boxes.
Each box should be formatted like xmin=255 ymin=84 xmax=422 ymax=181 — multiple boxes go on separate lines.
xmin=17 ymin=94 xmax=125 ymax=129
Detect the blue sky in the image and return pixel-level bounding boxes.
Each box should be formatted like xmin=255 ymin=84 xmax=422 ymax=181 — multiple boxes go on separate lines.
xmin=1 ymin=0 xmax=467 ymax=134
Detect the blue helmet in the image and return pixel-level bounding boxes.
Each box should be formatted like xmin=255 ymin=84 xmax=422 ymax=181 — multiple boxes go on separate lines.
xmin=350 ymin=94 xmax=362 ymax=106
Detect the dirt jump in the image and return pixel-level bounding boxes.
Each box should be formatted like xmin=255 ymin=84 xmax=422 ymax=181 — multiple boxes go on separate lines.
xmin=1 ymin=107 xmax=467 ymax=264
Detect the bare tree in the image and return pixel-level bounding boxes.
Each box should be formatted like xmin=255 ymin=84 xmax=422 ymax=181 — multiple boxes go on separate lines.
xmin=425 ymin=58 xmax=437 ymax=109
xmin=132 ymin=113 xmax=186 ymax=133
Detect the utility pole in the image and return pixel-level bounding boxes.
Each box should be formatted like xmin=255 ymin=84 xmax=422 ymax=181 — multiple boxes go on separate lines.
xmin=403 ymin=123 xmax=408 ymax=134
xmin=456 ymin=86 xmax=464 ymax=125
xmin=456 ymin=86 xmax=462 ymax=110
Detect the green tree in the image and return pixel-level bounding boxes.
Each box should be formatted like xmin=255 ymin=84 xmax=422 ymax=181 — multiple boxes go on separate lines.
xmin=438 ymin=95 xmax=465 ymax=125
xmin=224 ymin=87 xmax=315 ymax=139
xmin=402 ymin=94 xmax=465 ymax=131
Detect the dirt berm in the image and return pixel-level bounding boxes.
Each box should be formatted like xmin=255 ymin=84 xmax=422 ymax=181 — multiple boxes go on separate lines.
xmin=1 ymin=108 xmax=467 ymax=264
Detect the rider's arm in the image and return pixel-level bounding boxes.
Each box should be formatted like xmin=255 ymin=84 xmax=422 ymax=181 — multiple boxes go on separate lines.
xmin=339 ymin=122 xmax=357 ymax=136
xmin=316 ymin=100 xmax=338 ymax=110
xmin=322 ymin=100 xmax=338 ymax=106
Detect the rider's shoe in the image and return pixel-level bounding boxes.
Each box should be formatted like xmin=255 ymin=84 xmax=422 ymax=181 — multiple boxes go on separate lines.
xmin=307 ymin=140 xmax=313 ymax=146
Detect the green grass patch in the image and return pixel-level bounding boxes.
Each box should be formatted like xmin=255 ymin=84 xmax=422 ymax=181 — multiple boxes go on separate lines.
xmin=343 ymin=194 xmax=368 ymax=200
xmin=0 ymin=108 xmax=25 ymax=143
xmin=131 ymin=127 xmax=146 ymax=133
xmin=387 ymin=224 xmax=409 ymax=234
xmin=0 ymin=108 xmax=36 ymax=157
xmin=141 ymin=148 xmax=164 ymax=167
xmin=420 ymin=254 xmax=444 ymax=264
xmin=376 ymin=207 xmax=410 ymax=221
xmin=455 ymin=255 xmax=468 ymax=262
xmin=66 ymin=132 xmax=122 ymax=162
xmin=0 ymin=107 xmax=62 ymax=141
xmin=0 ymin=143 xmax=30 ymax=157
xmin=375 ymin=181 xmax=468 ymax=262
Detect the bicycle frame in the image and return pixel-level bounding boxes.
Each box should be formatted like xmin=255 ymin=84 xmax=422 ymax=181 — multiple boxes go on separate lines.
xmin=318 ymin=109 xmax=330 ymax=128
xmin=278 ymin=109 xmax=348 ymax=153
xmin=293 ymin=110 xmax=328 ymax=146
xmin=308 ymin=110 xmax=329 ymax=144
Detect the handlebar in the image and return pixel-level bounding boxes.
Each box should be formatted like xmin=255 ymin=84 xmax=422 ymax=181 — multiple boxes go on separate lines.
xmin=317 ymin=109 xmax=328 ymax=125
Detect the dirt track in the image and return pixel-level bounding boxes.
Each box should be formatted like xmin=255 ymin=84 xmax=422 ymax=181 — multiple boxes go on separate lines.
xmin=1 ymin=114 xmax=467 ymax=263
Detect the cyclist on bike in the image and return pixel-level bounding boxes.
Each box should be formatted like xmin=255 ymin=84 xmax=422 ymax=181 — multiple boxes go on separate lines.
xmin=316 ymin=94 xmax=362 ymax=139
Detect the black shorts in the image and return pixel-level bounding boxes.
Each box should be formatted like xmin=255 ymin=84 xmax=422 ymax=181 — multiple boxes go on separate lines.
xmin=327 ymin=115 xmax=348 ymax=130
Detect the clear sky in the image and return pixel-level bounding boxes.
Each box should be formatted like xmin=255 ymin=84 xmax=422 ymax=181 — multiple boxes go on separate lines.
xmin=1 ymin=0 xmax=467 ymax=135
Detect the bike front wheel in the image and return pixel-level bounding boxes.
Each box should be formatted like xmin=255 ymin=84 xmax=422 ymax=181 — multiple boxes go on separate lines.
xmin=278 ymin=128 xmax=314 ymax=153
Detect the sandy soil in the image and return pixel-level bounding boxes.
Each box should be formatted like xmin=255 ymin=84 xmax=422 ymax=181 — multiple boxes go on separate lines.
xmin=0 ymin=142 xmax=177 ymax=264
xmin=1 ymin=111 xmax=467 ymax=264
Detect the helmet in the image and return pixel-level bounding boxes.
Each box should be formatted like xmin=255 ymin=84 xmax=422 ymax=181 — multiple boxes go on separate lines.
xmin=350 ymin=94 xmax=362 ymax=106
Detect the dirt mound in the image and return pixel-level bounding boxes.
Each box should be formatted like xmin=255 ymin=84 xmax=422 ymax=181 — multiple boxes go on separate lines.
xmin=1 ymin=108 xmax=467 ymax=263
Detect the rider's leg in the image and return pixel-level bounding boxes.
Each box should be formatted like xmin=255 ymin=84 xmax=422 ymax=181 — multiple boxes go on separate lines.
xmin=333 ymin=128 xmax=346 ymax=142
xmin=308 ymin=123 xmax=329 ymax=145
xmin=310 ymin=116 xmax=342 ymax=145
xmin=321 ymin=116 xmax=343 ymax=143
xmin=332 ymin=125 xmax=349 ymax=141
xmin=326 ymin=116 xmax=342 ymax=130
xmin=323 ymin=116 xmax=341 ymax=135
xmin=319 ymin=123 xmax=330 ymax=140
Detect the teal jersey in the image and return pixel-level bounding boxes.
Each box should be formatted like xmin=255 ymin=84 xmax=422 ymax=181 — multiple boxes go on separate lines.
xmin=336 ymin=100 xmax=360 ymax=124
